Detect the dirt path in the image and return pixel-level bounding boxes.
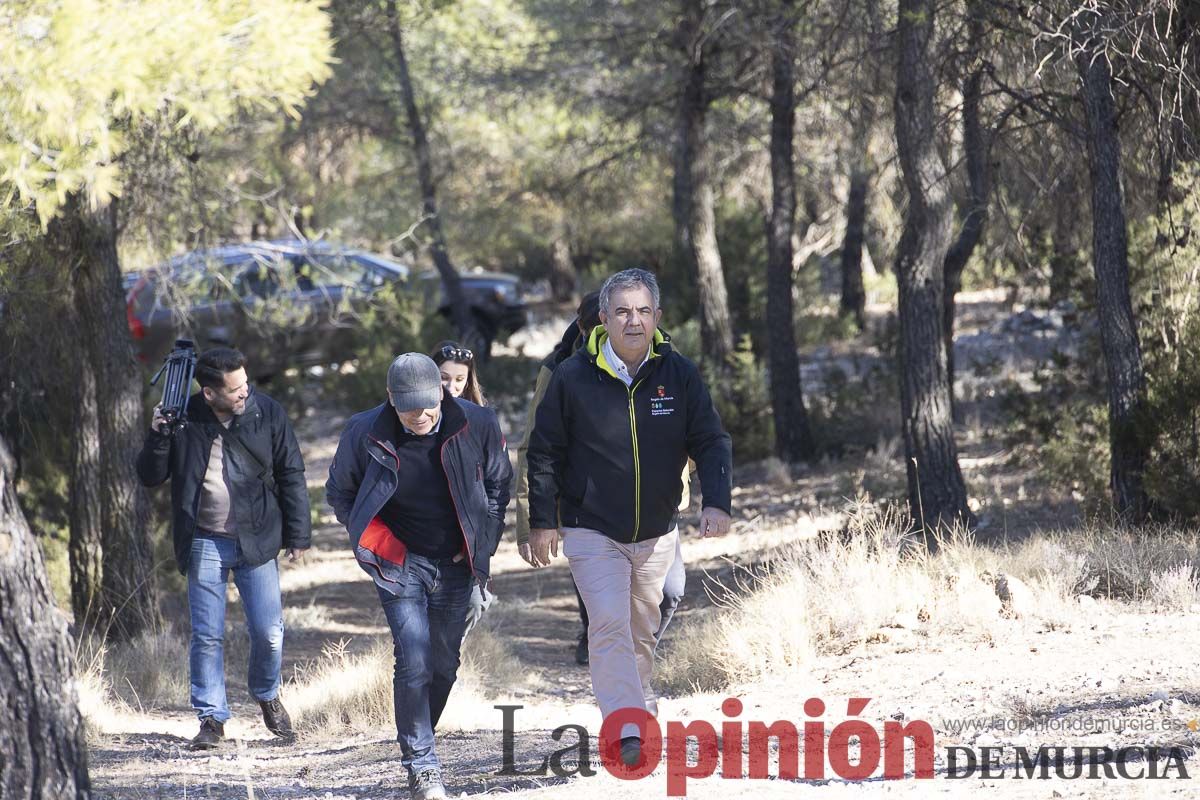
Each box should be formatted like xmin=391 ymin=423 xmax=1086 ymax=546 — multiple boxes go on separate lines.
xmin=87 ymin=526 xmax=1200 ymax=799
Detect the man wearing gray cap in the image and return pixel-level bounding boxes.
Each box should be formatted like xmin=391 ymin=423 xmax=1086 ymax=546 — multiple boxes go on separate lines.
xmin=326 ymin=352 xmax=512 ymax=800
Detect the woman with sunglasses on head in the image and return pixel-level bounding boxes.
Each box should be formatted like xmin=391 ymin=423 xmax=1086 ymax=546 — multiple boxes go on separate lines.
xmin=431 ymin=341 xmax=486 ymax=406
xmin=431 ymin=340 xmax=495 ymax=645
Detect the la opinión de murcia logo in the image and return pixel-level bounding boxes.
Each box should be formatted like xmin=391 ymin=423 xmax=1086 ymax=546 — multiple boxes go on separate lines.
xmin=496 ymin=698 xmax=1191 ymax=796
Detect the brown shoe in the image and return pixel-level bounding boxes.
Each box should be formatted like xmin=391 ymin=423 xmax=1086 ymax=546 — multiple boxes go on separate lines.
xmin=190 ymin=717 xmax=224 ymax=750
xmin=259 ymin=697 xmax=296 ymax=741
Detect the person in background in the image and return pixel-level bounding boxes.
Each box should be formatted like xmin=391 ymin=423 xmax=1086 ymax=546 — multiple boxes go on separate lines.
xmin=431 ymin=341 xmax=485 ymax=406
xmin=430 ymin=339 xmax=496 ymax=639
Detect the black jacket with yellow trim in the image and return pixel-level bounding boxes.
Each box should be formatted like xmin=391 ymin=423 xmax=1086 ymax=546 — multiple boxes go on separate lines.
xmin=526 ymin=327 xmax=732 ymax=543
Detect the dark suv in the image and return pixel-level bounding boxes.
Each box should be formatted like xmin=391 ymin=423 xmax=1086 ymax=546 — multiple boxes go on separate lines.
xmin=125 ymin=240 xmax=525 ymax=374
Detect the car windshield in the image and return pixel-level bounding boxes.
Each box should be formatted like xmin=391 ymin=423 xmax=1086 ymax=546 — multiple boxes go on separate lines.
xmin=354 ymin=252 xmax=409 ymax=280
xmin=297 ymin=252 xmax=380 ymax=289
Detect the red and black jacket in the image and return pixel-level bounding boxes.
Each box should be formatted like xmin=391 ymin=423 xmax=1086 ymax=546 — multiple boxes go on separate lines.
xmin=326 ymin=390 xmax=511 ymax=590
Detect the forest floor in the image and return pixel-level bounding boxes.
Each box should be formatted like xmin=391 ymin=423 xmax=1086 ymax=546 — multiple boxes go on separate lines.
xmin=86 ymin=292 xmax=1200 ymax=799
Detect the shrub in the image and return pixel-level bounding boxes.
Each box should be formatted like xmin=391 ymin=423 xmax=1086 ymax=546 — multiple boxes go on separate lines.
xmin=807 ymin=360 xmax=901 ymax=457
xmin=1149 ymin=562 xmax=1200 ymax=613
xmin=794 ymin=306 xmax=861 ymax=348
xmin=706 ymin=334 xmax=775 ymax=463
xmin=999 ymin=345 xmax=1110 ymax=508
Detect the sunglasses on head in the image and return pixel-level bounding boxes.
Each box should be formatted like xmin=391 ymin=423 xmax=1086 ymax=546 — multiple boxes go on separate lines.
xmin=439 ymin=345 xmax=473 ymax=362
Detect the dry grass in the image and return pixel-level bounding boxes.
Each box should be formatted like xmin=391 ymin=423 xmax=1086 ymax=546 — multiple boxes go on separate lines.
xmin=77 ymin=624 xmax=190 ymax=714
xmin=289 ymin=638 xmax=395 ymax=734
xmin=1148 ymin=561 xmax=1200 ymax=612
xmin=287 ymin=605 xmax=531 ymax=738
xmin=1049 ymin=520 xmax=1200 ymax=600
xmin=657 ymin=500 xmax=1200 ymax=696
xmin=77 ymin=582 xmax=532 ymax=742
xmin=283 ymin=600 xmax=335 ymax=631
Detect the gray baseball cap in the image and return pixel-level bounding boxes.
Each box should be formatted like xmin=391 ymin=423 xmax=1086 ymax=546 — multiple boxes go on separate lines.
xmin=387 ymin=353 xmax=444 ymax=411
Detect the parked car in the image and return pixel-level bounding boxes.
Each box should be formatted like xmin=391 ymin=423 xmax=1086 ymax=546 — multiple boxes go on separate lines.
xmin=125 ymin=240 xmax=526 ymax=375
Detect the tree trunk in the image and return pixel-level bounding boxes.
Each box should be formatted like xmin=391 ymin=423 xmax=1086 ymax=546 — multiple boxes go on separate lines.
xmin=1075 ymin=33 xmax=1148 ymax=520
xmin=766 ymin=0 xmax=816 ymax=463
xmin=0 ymin=434 xmax=91 ymax=799
xmin=839 ymin=127 xmax=870 ymax=331
xmin=672 ymin=0 xmax=734 ymax=367
xmin=893 ymin=0 xmax=975 ymax=541
xmin=68 ymin=359 xmax=103 ymax=633
xmin=942 ymin=2 xmax=991 ymax=417
xmin=385 ymin=0 xmax=474 ymax=341
xmin=839 ymin=0 xmax=879 ymax=331
xmin=549 ymin=224 xmax=577 ymax=303
xmin=48 ymin=197 xmax=160 ymax=641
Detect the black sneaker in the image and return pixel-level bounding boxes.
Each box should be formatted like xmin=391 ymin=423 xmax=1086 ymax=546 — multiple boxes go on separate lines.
xmin=575 ymin=632 xmax=589 ymax=666
xmin=259 ymin=697 xmax=296 ymax=741
xmin=408 ymin=767 xmax=448 ymax=800
xmin=190 ymin=717 xmax=224 ymax=750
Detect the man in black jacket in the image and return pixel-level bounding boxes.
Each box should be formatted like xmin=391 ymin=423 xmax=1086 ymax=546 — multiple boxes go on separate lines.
xmin=136 ymin=347 xmax=310 ymax=750
xmin=527 ymin=268 xmax=733 ymax=768
xmin=513 ymin=292 xmax=690 ymax=666
xmin=326 ymin=352 xmax=511 ymax=800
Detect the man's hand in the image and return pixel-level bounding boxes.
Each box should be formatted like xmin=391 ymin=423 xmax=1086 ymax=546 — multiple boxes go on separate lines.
xmin=464 ymin=583 xmax=494 ymax=636
xmin=517 ymin=542 xmax=537 ymax=568
xmin=286 ymin=547 xmax=309 ymax=562
xmin=699 ymin=507 xmax=731 ymax=537
xmin=150 ymin=404 xmax=168 ymax=434
xmin=529 ymin=528 xmax=561 ymax=567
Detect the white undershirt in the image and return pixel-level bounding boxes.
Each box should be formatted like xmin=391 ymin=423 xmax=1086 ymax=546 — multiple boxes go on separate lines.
xmin=602 ymin=337 xmax=652 ymax=386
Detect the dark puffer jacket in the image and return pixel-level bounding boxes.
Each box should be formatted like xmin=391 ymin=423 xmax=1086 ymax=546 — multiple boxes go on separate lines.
xmin=325 ymin=392 xmax=512 ymax=590
xmin=135 ymin=391 xmax=311 ymax=573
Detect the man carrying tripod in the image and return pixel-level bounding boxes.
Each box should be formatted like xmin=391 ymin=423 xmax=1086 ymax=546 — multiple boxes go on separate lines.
xmin=136 ymin=347 xmax=311 ymax=749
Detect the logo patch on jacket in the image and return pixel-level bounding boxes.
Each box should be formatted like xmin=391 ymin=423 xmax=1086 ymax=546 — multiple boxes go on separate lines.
xmin=650 ymin=386 xmax=676 ymax=416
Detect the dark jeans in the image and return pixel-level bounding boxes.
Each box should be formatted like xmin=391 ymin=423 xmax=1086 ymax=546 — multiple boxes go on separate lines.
xmin=375 ymin=552 xmax=473 ymax=775
xmin=574 ymin=530 xmax=686 ymax=644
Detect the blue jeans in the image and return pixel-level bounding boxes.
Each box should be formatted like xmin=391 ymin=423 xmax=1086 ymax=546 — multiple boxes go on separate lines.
xmin=375 ymin=552 xmax=473 ymax=774
xmin=187 ymin=533 xmax=284 ymax=723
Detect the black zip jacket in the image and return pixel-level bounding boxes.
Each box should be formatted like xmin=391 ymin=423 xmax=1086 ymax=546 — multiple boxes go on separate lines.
xmin=135 ymin=391 xmax=311 ymax=574
xmin=325 ymin=392 xmax=512 ymax=589
xmin=527 ymin=327 xmax=732 ymax=543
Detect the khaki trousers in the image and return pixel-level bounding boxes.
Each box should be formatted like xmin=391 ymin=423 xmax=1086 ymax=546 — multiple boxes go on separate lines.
xmin=562 ymin=526 xmax=679 ymax=739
